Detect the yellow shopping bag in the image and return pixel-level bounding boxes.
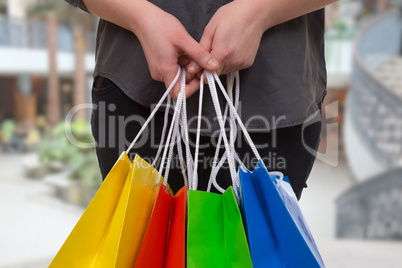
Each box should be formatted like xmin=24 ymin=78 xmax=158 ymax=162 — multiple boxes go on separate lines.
xmin=49 ymin=152 xmax=162 ymax=268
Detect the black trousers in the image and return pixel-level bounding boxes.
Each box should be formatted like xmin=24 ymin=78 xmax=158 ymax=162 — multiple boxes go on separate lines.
xmin=91 ymin=78 xmax=323 ymax=200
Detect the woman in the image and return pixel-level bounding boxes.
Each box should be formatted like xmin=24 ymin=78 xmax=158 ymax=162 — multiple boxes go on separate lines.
xmin=65 ymin=0 xmax=336 ymax=199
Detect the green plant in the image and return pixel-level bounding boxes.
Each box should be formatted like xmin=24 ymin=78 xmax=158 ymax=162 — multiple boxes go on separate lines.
xmin=69 ymin=152 xmax=102 ymax=189
xmin=0 ymin=120 xmax=16 ymax=144
xmin=38 ymin=120 xmax=101 ymax=189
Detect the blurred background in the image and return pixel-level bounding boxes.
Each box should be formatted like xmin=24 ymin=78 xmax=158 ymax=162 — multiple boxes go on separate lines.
xmin=0 ymin=0 xmax=402 ymax=267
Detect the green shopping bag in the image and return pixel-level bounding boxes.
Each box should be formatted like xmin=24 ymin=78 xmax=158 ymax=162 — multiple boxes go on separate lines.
xmin=184 ymin=72 xmax=251 ymax=268
xmin=187 ymin=186 xmax=253 ymax=268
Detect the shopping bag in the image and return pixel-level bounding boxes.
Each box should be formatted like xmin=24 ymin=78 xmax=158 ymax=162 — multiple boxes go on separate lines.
xmin=133 ymin=67 xmax=190 ymax=268
xmin=240 ymin=160 xmax=325 ymax=267
xmin=187 ymin=186 xmax=253 ymax=268
xmin=49 ymin=153 xmax=162 ymax=268
xmin=203 ymin=70 xmax=325 ymax=267
xmin=184 ymin=71 xmax=251 ymax=267
xmin=134 ymin=185 xmax=186 ymax=268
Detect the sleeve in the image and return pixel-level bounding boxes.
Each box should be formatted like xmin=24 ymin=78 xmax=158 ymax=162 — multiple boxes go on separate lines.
xmin=64 ymin=0 xmax=91 ymax=14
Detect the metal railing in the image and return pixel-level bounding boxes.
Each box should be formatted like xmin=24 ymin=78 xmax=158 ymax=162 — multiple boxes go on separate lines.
xmin=0 ymin=17 xmax=95 ymax=53
xmin=337 ymin=10 xmax=402 ymax=240
xmin=348 ymin=9 xmax=402 ymax=167
xmin=336 ymin=167 xmax=402 ymax=240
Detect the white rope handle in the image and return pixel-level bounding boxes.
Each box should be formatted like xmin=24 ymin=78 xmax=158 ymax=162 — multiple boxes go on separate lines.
xmin=179 ymin=90 xmax=195 ymax=188
xmin=269 ymin=171 xmax=285 ymax=188
xmin=212 ymin=72 xmax=262 ymax=162
xmin=208 ymin=150 xmax=246 ymax=192
xmin=206 ymin=102 xmax=229 ymax=193
xmin=153 ymin=73 xmax=189 ymax=187
xmin=176 ymin=124 xmax=188 ymax=188
xmin=208 ymin=151 xmax=227 ymax=193
xmin=211 ymin=73 xmax=287 ymax=193
xmin=158 ymin=69 xmax=187 ymax=185
xmin=151 ymin=95 xmax=171 ymax=167
xmin=207 ymin=73 xmax=241 ymax=193
xmin=124 ymin=66 xmax=192 ymax=188
xmin=206 ymin=72 xmax=240 ymax=196
xmin=165 ymin=69 xmax=193 ymax=187
xmin=126 ymin=67 xmax=181 ymax=154
xmin=156 ymin=102 xmax=177 ymax=184
xmin=192 ymin=73 xmax=205 ymax=190
xmin=227 ymin=73 xmax=236 ymax=170
xmin=206 ymin=73 xmax=237 ymax=193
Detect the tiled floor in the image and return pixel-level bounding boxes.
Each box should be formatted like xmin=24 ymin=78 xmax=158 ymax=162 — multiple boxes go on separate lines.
xmin=0 ymin=153 xmax=84 ymax=267
xmin=299 ymin=157 xmax=402 ymax=267
xmin=0 ymin=152 xmax=401 ymax=267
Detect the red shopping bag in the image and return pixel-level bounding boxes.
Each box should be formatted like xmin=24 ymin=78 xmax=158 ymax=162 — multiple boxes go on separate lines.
xmin=134 ymin=185 xmax=187 ymax=268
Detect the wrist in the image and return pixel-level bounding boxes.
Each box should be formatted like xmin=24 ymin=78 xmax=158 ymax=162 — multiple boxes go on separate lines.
xmin=126 ymin=0 xmax=153 ymax=36
xmin=235 ymin=0 xmax=274 ymax=33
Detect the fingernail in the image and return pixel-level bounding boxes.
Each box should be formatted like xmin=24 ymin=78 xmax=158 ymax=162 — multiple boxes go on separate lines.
xmin=188 ymin=62 xmax=197 ymax=73
xmin=207 ymin=59 xmax=219 ymax=69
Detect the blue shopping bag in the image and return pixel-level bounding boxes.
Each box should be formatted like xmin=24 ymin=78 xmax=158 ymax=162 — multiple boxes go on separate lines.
xmin=239 ymin=160 xmax=325 ymax=268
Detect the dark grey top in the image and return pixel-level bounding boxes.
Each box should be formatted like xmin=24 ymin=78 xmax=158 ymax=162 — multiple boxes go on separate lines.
xmin=66 ymin=0 xmax=327 ymax=134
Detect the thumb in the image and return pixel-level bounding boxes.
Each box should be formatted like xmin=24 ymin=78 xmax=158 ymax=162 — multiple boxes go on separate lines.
xmin=178 ymin=37 xmax=219 ymax=72
xmin=186 ymin=29 xmax=215 ymax=75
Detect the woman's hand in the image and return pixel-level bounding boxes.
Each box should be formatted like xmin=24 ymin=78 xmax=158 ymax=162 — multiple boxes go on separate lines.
xmin=132 ymin=2 xmax=220 ymax=100
xmin=133 ymin=2 xmax=221 ymax=100
xmin=83 ymin=0 xmax=335 ymax=98
xmin=83 ymin=0 xmax=219 ymax=100
xmin=185 ymin=0 xmax=336 ymax=76
xmin=186 ymin=0 xmax=267 ymax=76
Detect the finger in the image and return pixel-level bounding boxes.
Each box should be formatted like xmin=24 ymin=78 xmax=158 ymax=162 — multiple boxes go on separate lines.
xmin=178 ymin=37 xmax=219 ymax=72
xmin=178 ymin=55 xmax=191 ymax=66
xmin=210 ymin=49 xmax=225 ymax=76
xmin=187 ymin=27 xmax=215 ymax=75
xmin=187 ymin=60 xmax=202 ymax=75
xmin=186 ymin=71 xmax=195 ymax=84
xmin=199 ymin=25 xmax=214 ymax=52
